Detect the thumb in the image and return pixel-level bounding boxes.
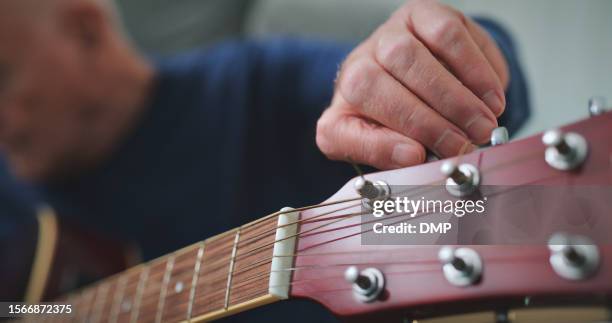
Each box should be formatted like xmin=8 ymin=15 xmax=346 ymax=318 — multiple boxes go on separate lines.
xmin=316 ymin=110 xmax=425 ymax=170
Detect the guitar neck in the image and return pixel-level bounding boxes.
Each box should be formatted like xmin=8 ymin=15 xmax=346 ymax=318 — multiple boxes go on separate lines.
xmin=54 ymin=208 xmax=300 ymax=323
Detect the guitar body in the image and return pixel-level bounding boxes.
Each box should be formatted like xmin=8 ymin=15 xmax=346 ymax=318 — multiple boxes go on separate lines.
xmin=1 ymin=208 xmax=132 ymax=304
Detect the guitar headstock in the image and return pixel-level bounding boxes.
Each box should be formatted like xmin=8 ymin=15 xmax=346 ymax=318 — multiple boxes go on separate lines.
xmin=290 ymin=111 xmax=612 ymax=321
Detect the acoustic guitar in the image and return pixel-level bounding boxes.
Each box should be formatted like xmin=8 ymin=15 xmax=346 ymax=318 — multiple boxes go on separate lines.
xmin=15 ymin=107 xmax=612 ymax=322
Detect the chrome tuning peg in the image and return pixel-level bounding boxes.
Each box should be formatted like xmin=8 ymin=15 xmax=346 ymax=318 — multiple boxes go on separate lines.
xmin=548 ymin=233 xmax=599 ymax=280
xmin=541 ymin=129 xmax=588 ymax=171
xmin=490 ymin=127 xmax=509 ymax=146
xmin=438 ymin=246 xmax=483 ymax=287
xmin=588 ymin=96 xmax=607 ymax=116
xmin=354 ymin=177 xmax=390 ymax=207
xmin=344 ymin=266 xmax=385 ymax=303
xmin=440 ymin=161 xmax=480 ymax=197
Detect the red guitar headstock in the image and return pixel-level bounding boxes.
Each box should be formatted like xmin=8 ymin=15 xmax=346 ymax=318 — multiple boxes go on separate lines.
xmin=290 ymin=112 xmax=612 ymax=321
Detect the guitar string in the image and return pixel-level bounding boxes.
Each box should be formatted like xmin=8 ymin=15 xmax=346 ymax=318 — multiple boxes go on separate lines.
xmin=220 ymin=141 xmax=501 ymax=264
xmin=190 ymin=182 xmax=443 ymax=276
xmin=232 ymin=141 xmax=474 ymax=250
xmin=255 ymin=147 xmax=541 ymax=252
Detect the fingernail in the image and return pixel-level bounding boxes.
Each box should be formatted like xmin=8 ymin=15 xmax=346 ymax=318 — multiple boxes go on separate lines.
xmin=482 ymin=90 xmax=504 ymax=116
xmin=433 ymin=129 xmax=468 ymax=157
xmin=466 ymin=115 xmax=495 ymax=143
xmin=391 ymin=143 xmax=422 ymax=167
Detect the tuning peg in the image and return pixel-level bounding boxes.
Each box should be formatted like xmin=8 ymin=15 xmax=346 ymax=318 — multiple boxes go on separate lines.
xmin=344 ymin=266 xmax=385 ymax=303
xmin=440 ymin=161 xmax=480 ymax=197
xmin=438 ymin=246 xmax=483 ymax=287
xmin=354 ymin=177 xmax=391 ymax=208
xmin=541 ymin=129 xmax=588 ymax=171
xmin=548 ymin=233 xmax=599 ymax=280
xmin=588 ymin=96 xmax=607 ymax=116
xmin=490 ymin=127 xmax=509 ymax=146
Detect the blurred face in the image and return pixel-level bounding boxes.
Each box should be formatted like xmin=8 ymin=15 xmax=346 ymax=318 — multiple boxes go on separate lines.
xmin=0 ymin=2 xmax=116 ymax=181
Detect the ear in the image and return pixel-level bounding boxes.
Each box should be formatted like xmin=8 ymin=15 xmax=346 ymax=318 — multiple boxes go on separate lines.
xmin=58 ymin=1 xmax=108 ymax=51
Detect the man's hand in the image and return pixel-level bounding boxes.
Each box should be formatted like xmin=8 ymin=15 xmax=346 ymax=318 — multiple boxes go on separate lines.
xmin=316 ymin=0 xmax=509 ymax=170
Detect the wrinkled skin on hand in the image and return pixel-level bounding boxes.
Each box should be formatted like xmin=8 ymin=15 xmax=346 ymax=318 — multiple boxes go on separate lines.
xmin=317 ymin=0 xmax=509 ymax=170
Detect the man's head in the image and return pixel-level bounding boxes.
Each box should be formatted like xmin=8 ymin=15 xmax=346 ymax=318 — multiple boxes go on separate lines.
xmin=0 ymin=0 xmax=153 ymax=182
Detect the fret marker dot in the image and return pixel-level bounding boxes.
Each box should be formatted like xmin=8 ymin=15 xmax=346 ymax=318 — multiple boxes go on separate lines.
xmin=121 ymin=300 xmax=131 ymax=312
xmin=175 ymin=281 xmax=184 ymax=294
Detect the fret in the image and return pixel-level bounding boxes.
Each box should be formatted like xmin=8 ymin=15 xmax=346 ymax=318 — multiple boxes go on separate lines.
xmin=89 ymin=282 xmax=110 ymax=323
xmin=160 ymin=245 xmax=201 ymax=323
xmin=67 ymin=291 xmax=81 ymax=321
xmin=187 ymin=242 xmax=205 ymax=321
xmin=134 ymin=258 xmax=169 ymax=323
xmin=224 ymin=229 xmax=241 ymax=309
xmin=108 ymin=270 xmax=129 ymax=323
xmin=130 ymin=266 xmax=149 ymax=323
xmin=193 ymin=229 xmax=237 ymax=316
xmin=113 ymin=267 xmax=146 ymax=323
xmin=76 ymin=286 xmax=96 ymax=322
xmin=228 ymin=217 xmax=278 ymax=306
xmin=155 ymin=255 xmax=174 ymax=323
xmin=95 ymin=276 xmax=120 ymax=323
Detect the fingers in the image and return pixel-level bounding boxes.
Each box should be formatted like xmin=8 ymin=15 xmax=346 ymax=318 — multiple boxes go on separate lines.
xmin=316 ymin=106 xmax=425 ymax=170
xmin=336 ymin=58 xmax=478 ymax=157
xmin=374 ymin=23 xmax=498 ymax=143
xmin=407 ymin=2 xmax=506 ymax=117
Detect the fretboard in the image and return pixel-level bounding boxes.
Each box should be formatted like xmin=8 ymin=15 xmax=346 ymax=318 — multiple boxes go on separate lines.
xmin=49 ymin=208 xmax=299 ymax=323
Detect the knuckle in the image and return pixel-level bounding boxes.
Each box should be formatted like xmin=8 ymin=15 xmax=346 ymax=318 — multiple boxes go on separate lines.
xmin=428 ymin=17 xmax=463 ymax=47
xmin=338 ymin=58 xmax=379 ymax=106
xmin=434 ymin=85 xmax=456 ymax=116
xmin=358 ymin=137 xmax=387 ymax=168
xmin=466 ymin=63 xmax=497 ymax=90
xmin=397 ymin=105 xmax=420 ymax=138
xmin=375 ymin=33 xmax=418 ymax=72
xmin=499 ymin=62 xmax=510 ymax=89
xmin=447 ymin=5 xmax=467 ymax=24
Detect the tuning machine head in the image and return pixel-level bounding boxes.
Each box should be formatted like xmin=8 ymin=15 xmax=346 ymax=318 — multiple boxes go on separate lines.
xmin=354 ymin=177 xmax=390 ymax=208
xmin=490 ymin=126 xmax=509 ymax=146
xmin=588 ymin=96 xmax=608 ymax=116
xmin=542 ymin=129 xmax=588 ymax=171
xmin=344 ymin=266 xmax=385 ymax=303
xmin=548 ymin=233 xmax=599 ymax=280
xmin=438 ymin=246 xmax=483 ymax=287
xmin=440 ymin=161 xmax=480 ymax=197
